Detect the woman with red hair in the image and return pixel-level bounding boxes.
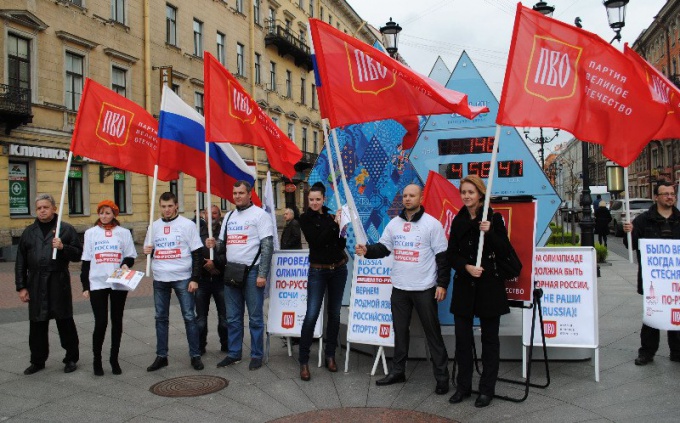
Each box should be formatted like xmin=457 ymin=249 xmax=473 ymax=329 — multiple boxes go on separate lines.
xmin=81 ymin=200 xmax=137 ymax=376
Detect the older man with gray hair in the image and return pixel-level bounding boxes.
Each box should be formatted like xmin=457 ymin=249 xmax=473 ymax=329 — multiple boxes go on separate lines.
xmin=16 ymin=194 xmax=83 ymax=375
xmin=280 ymin=207 xmax=302 ymax=250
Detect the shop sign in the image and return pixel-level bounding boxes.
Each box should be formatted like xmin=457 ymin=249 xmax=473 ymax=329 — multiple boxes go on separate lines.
xmin=9 ymin=163 xmax=29 ymax=215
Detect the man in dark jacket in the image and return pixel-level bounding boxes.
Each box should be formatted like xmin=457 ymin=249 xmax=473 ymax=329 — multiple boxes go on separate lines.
xmin=280 ymin=208 xmax=302 ymax=249
xmin=15 ymin=194 xmax=82 ymax=375
xmin=196 ymin=205 xmax=228 ymax=354
xmin=624 ymin=181 xmax=680 ymax=365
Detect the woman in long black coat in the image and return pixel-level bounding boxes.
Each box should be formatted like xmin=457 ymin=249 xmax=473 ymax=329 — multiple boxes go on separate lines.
xmin=446 ymin=175 xmax=510 ymax=408
xmin=594 ymin=201 xmax=612 ymax=247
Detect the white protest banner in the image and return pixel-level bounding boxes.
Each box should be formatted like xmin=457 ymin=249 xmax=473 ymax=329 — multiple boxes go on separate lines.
xmin=267 ymin=250 xmax=322 ymax=337
xmin=640 ymin=239 xmax=680 ymax=331
xmin=105 ymin=269 xmax=145 ymax=291
xmin=347 ymin=256 xmax=394 ymax=347
xmin=523 ymin=247 xmax=598 ymax=348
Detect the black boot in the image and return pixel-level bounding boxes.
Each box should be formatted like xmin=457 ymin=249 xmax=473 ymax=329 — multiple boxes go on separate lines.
xmin=93 ymin=358 xmax=104 ymax=376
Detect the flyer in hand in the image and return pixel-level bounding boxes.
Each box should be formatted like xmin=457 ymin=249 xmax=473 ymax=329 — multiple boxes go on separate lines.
xmin=105 ymin=268 xmax=144 ymax=291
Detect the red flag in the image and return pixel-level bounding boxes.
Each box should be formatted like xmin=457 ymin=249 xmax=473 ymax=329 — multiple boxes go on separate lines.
xmin=496 ymin=4 xmax=666 ymax=167
xmin=421 ymin=171 xmax=464 ymax=241
xmin=395 ymin=115 xmax=420 ymax=150
xmin=204 ymin=53 xmax=302 ymax=178
xmin=624 ymin=44 xmax=680 ymax=140
xmin=70 ymin=79 xmax=178 ymax=181
xmin=309 ymin=19 xmax=488 ymax=129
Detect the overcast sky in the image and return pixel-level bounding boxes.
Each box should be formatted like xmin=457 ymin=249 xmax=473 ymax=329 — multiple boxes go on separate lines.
xmin=350 ymin=0 xmax=668 ymax=156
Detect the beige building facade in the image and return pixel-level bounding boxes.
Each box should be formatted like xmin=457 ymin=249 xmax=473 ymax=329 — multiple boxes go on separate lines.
xmin=0 ymin=0 xmax=377 ymax=254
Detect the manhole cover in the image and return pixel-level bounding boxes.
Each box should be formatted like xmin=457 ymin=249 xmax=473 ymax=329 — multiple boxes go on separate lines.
xmin=268 ymin=407 xmax=458 ymax=423
xmin=149 ymin=375 xmax=228 ymax=397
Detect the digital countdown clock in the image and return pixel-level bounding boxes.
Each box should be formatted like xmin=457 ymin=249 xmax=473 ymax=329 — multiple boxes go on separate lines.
xmin=439 ymin=160 xmax=524 ymax=179
xmin=438 ymin=136 xmax=495 ymax=155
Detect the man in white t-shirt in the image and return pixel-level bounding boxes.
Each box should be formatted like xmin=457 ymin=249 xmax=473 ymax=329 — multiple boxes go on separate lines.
xmin=144 ymin=192 xmax=204 ymax=372
xmin=356 ymin=184 xmax=451 ymax=395
xmin=206 ymin=181 xmax=274 ymax=371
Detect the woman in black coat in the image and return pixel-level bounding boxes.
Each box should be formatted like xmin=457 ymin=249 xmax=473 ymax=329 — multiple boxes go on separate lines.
xmin=446 ymin=175 xmax=510 ymax=408
xmin=594 ymin=201 xmax=612 ymax=247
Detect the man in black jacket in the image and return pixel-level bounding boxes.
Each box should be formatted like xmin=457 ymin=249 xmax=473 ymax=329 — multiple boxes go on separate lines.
xmin=15 ymin=194 xmax=82 ymax=375
xmin=624 ymin=181 xmax=680 ymax=365
xmin=280 ymin=208 xmax=302 ymax=249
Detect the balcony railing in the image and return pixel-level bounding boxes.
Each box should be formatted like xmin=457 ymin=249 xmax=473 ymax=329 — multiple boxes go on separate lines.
xmin=0 ymin=83 xmax=32 ymax=134
xmin=294 ymin=151 xmax=319 ymax=171
xmin=264 ymin=20 xmax=313 ymax=71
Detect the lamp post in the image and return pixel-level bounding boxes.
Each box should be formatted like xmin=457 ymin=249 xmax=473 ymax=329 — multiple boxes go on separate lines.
xmin=523 ymin=127 xmax=560 ymax=171
xmin=575 ymin=0 xmax=629 ymax=248
xmin=532 ymin=1 xmax=555 ymax=17
xmin=379 ymin=18 xmax=402 ymax=59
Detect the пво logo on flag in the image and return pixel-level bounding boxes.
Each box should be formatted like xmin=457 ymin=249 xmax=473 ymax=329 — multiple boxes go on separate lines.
xmin=96 ymin=102 xmax=134 ymax=146
xmin=346 ymin=44 xmax=396 ymax=95
xmin=524 ymin=36 xmax=582 ymax=102
xmin=228 ymin=81 xmax=256 ymax=124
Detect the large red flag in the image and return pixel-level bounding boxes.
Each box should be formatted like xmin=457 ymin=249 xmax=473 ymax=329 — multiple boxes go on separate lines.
xmin=496 ymin=4 xmax=667 ymax=167
xmin=421 ymin=171 xmax=464 ymax=241
xmin=204 ymin=53 xmax=302 ymax=178
xmin=308 ymin=19 xmax=488 ymax=129
xmin=624 ymin=44 xmax=680 ymax=140
xmin=70 ymin=79 xmax=178 ymax=181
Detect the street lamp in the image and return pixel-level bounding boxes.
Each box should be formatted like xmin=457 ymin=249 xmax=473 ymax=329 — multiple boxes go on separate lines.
xmin=575 ymin=1 xmax=628 ymax=248
xmin=379 ymin=18 xmax=402 ymax=58
xmin=532 ymin=1 xmax=555 ymax=17
xmin=523 ymin=127 xmax=560 ymax=171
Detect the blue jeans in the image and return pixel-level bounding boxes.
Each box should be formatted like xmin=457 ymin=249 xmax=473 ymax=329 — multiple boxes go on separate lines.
xmin=196 ymin=275 xmax=228 ymax=351
xmin=224 ymin=265 xmax=264 ymax=359
xmin=299 ymin=264 xmax=348 ymax=365
xmin=153 ymin=279 xmax=200 ymax=358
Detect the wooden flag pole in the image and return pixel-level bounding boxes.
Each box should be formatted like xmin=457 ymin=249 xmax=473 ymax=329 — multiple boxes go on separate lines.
xmin=475 ymin=125 xmax=502 ymax=267
xmin=53 ymin=151 xmax=74 ymax=259
xmin=321 ymin=119 xmax=343 ymax=212
xmin=145 ymin=165 xmax=159 ymax=276
xmin=205 ymin=142 xmax=214 ymax=260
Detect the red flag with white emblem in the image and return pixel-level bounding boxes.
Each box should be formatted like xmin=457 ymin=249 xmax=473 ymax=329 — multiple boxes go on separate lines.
xmin=421 ymin=171 xmax=464 ymax=241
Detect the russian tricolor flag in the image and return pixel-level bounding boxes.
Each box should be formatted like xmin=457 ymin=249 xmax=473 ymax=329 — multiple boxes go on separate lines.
xmin=158 ymin=86 xmax=260 ymax=205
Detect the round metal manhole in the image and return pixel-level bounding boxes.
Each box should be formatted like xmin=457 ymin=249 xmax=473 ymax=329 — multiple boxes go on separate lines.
xmin=268 ymin=407 xmax=458 ymax=423
xmin=149 ymin=375 xmax=228 ymax=397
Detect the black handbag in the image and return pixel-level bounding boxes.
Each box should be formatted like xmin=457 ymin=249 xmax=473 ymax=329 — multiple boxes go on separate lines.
xmin=222 ymin=211 xmax=262 ymax=288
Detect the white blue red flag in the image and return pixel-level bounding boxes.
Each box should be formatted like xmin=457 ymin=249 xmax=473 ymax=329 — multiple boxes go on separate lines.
xmin=158 ymin=85 xmax=260 ymax=205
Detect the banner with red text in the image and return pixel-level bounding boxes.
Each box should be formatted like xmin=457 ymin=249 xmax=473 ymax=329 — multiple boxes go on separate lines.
xmin=640 ymin=239 xmax=680 ymax=331
xmin=266 ymin=250 xmax=322 ymax=337
xmin=524 ymin=247 xmax=597 ymax=347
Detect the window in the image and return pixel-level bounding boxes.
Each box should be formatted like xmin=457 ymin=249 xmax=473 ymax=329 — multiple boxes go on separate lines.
xmin=311 ymin=83 xmax=317 ymax=109
xmin=221 ymin=198 xmax=229 ymax=211
xmin=193 ymin=19 xmax=203 ymax=57
xmin=9 ymin=161 xmax=31 ymax=216
xmin=300 ymin=77 xmax=306 ymax=104
xmin=171 ymin=83 xmax=180 ymax=94
xmin=68 ymin=165 xmax=84 ymax=215
xmin=112 ymin=66 xmax=127 ymax=97
xmin=236 ymin=43 xmax=245 ymax=76
xmin=254 ymin=53 xmax=261 ymax=84
xmin=328 ymin=15 xmax=332 ymax=25
xmin=166 ymin=4 xmax=177 ymax=46
xmin=285 ymin=19 xmax=292 ymax=33
xmin=7 ymin=34 xmax=31 ymax=90
xmin=65 ymin=52 xmax=84 ymax=111
xmin=236 ymin=0 xmax=243 ymax=14
xmin=299 ymin=29 xmax=305 ymax=44
xmin=170 ymin=179 xmax=179 ymax=196
xmin=285 ymin=70 xmax=292 ymax=98
xmin=270 ymin=61 xmax=277 ymax=90
xmin=114 ymin=170 xmax=127 ymax=213
xmin=198 ymin=192 xmax=206 ymax=212
xmin=287 ymin=122 xmax=295 ymax=141
xmin=216 ymin=32 xmax=226 ymax=65
xmin=309 ymin=0 xmax=314 ymax=16
xmin=112 ymin=0 xmax=125 ymax=24
xmin=195 ymin=92 xmax=204 ymax=115
xmin=302 ymin=127 xmax=308 ymax=152
xmin=268 ymin=7 xmax=275 ymax=28
xmin=313 ymin=131 xmax=318 ymax=154
xmin=320 ymin=7 xmax=324 ymax=21
xmin=258 ymin=178 xmax=263 ymax=202
xmin=299 ymin=0 xmax=304 ymax=9
xmin=253 ymin=0 xmax=260 ymax=25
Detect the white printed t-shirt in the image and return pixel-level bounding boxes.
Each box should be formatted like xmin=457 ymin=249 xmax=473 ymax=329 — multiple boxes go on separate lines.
xmin=378 ymin=211 xmax=448 ymax=291
xmin=218 ymin=205 xmax=273 ymax=266
xmin=81 ymin=225 xmax=137 ymax=291
xmin=149 ymin=215 xmax=203 ymax=282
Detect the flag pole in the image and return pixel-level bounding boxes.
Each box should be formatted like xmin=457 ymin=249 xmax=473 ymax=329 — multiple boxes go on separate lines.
xmin=623 ymin=166 xmax=633 ymax=263
xmin=195 ymin=191 xmax=200 ymax=231
xmin=330 ymin=126 xmax=367 ymax=245
xmin=205 ymin=142 xmax=214 ymax=260
xmin=475 ymin=125 xmax=502 ymax=267
xmin=53 ymin=151 xmax=74 ymax=259
xmin=321 ymin=119 xmax=343 ymax=213
xmin=145 ymin=165 xmax=159 ymax=276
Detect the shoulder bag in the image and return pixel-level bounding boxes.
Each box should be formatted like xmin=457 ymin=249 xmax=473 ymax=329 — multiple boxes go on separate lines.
xmin=222 ymin=210 xmax=262 ymax=288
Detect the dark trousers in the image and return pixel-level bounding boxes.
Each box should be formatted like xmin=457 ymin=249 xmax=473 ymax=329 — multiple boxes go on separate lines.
xmin=29 ymin=318 xmax=79 ymax=365
xmin=597 ymin=233 xmax=608 ymax=246
xmin=89 ymin=289 xmax=128 ymax=360
xmin=639 ymin=323 xmax=680 ymax=357
xmin=391 ymin=287 xmax=449 ymax=383
xmin=196 ymin=276 xmax=228 ymax=351
xmin=454 ymin=314 xmax=501 ymax=396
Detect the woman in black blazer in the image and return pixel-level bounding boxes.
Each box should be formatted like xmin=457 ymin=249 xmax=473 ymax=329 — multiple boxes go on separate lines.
xmin=446 ymin=175 xmax=510 ymax=408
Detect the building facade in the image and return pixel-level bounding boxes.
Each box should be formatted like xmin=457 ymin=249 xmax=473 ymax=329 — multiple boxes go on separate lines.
xmin=0 ymin=0 xmax=377 ymax=253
